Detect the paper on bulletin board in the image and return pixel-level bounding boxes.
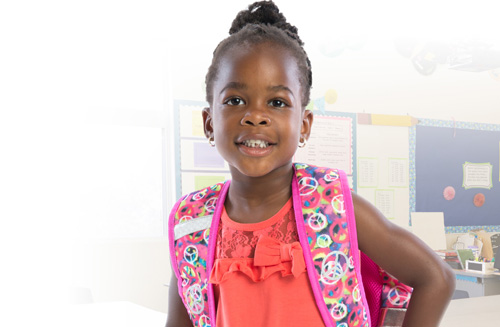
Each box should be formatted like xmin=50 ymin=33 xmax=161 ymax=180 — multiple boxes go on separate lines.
xmin=462 ymin=162 xmax=493 ymax=189
xmin=181 ymin=172 xmax=231 ymax=195
xmin=388 ymin=158 xmax=408 ymax=187
xmin=179 ymin=105 xmax=205 ymax=137
xmin=375 ymin=189 xmax=395 ymax=219
xmin=358 ymin=157 xmax=378 ymax=187
xmin=410 ymin=212 xmax=447 ymax=251
xmin=180 ymin=139 xmax=227 ymax=170
xmin=294 ymin=115 xmax=352 ymax=174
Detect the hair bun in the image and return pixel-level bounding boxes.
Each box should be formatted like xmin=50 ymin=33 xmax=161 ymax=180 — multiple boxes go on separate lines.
xmin=229 ymin=1 xmax=302 ymax=45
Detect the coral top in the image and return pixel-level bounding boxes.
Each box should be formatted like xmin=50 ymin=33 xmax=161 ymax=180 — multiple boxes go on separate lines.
xmin=208 ymin=198 xmax=325 ymax=327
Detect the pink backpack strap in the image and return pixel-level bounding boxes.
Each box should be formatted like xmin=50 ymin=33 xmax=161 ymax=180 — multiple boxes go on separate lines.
xmin=292 ymin=163 xmax=371 ymax=327
xmin=168 ymin=181 xmax=229 ymax=327
xmin=293 ymin=163 xmax=413 ymax=327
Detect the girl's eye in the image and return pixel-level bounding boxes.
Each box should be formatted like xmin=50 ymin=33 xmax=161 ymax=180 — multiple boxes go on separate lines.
xmin=224 ymin=97 xmax=245 ymax=106
xmin=270 ymin=99 xmax=287 ymax=108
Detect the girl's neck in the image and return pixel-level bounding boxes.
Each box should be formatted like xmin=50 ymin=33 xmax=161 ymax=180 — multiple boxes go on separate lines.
xmin=225 ymin=163 xmax=294 ymax=224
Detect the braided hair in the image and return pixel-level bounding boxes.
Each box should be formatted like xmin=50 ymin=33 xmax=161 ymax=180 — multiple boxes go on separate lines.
xmin=205 ymin=0 xmax=312 ymax=107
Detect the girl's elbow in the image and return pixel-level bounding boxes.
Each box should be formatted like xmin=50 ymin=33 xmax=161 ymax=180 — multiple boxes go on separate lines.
xmin=434 ymin=261 xmax=456 ymax=296
xmin=413 ymin=260 xmax=456 ymax=296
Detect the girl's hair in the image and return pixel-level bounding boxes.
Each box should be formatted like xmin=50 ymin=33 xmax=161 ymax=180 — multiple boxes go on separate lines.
xmin=205 ymin=0 xmax=312 ymax=107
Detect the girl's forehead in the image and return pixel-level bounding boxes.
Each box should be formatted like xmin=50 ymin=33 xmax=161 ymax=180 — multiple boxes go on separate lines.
xmin=216 ymin=43 xmax=301 ymax=84
xmin=223 ymin=41 xmax=293 ymax=62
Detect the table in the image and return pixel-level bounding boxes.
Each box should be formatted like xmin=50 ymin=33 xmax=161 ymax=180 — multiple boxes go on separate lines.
xmin=453 ymin=269 xmax=500 ymax=297
xmin=440 ymin=294 xmax=500 ymax=327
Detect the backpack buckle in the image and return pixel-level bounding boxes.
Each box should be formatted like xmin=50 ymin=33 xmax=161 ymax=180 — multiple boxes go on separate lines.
xmin=378 ymin=308 xmax=407 ymax=327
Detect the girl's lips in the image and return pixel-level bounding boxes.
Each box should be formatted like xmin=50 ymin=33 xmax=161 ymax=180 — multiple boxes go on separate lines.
xmin=236 ymin=134 xmax=275 ymax=145
xmin=237 ymin=143 xmax=274 ymax=157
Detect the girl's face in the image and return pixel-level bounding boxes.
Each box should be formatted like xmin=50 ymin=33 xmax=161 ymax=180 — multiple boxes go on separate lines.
xmin=203 ymin=42 xmax=312 ymax=179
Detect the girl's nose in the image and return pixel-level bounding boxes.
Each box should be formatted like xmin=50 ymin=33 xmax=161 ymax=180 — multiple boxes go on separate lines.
xmin=240 ymin=108 xmax=271 ymax=126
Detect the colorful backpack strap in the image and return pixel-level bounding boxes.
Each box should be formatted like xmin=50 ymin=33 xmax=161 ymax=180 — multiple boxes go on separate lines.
xmin=292 ymin=163 xmax=371 ymax=327
xmin=168 ymin=181 xmax=230 ymax=327
xmin=292 ymin=163 xmax=412 ymax=327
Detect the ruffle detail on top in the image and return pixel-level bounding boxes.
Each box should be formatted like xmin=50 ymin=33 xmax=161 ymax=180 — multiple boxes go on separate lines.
xmin=209 ymin=235 xmax=306 ymax=284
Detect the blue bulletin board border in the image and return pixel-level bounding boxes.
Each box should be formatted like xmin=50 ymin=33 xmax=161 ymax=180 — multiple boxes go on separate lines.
xmin=445 ymin=225 xmax=500 ymax=233
xmin=409 ymin=118 xmax=500 ymax=233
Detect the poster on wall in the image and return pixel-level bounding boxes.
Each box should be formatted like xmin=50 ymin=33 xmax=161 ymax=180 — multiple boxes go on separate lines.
xmin=388 ymin=158 xmax=408 ymax=188
xmin=375 ymin=189 xmax=395 ymax=219
xmin=174 ymin=100 xmax=231 ymax=198
xmin=462 ymin=162 xmax=493 ymax=189
xmin=357 ymin=157 xmax=378 ymax=188
xmin=294 ymin=114 xmax=354 ymax=175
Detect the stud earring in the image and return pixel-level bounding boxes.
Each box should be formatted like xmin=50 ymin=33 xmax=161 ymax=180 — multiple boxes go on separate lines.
xmin=208 ymin=137 xmax=215 ymax=147
xmin=298 ymin=137 xmax=307 ymax=148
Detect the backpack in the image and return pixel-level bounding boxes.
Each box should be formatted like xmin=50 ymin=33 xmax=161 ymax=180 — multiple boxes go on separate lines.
xmin=169 ymin=164 xmax=412 ymax=327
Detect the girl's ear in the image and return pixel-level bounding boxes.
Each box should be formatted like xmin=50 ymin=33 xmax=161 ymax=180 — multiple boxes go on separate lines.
xmin=202 ymin=107 xmax=214 ymax=139
xmin=300 ymin=109 xmax=314 ymax=141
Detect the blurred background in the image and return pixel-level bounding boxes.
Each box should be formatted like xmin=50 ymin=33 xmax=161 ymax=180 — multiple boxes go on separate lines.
xmin=0 ymin=0 xmax=499 ymax=325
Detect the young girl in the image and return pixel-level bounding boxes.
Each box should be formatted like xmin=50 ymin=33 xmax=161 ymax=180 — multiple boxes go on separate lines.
xmin=167 ymin=1 xmax=455 ymax=326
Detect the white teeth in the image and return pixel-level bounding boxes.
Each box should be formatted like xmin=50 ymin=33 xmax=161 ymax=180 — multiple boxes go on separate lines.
xmin=243 ymin=139 xmax=270 ymax=148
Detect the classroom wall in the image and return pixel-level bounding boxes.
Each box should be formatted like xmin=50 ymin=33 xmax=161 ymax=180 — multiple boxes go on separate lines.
xmin=72 ymin=238 xmax=171 ymax=313
xmin=169 ymin=1 xmax=500 ymax=125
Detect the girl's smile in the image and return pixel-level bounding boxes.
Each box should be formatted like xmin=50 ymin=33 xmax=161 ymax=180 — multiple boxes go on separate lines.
xmin=203 ymin=42 xmax=312 ymax=179
xmin=236 ymin=134 xmax=275 ymax=156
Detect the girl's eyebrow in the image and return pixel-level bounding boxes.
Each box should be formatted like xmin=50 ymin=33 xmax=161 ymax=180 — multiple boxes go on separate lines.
xmin=219 ymin=82 xmax=295 ymax=99
xmin=220 ymin=81 xmax=247 ymax=94
xmin=268 ymin=85 xmax=294 ymax=96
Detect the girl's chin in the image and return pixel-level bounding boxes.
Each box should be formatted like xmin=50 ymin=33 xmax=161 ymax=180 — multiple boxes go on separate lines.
xmin=230 ymin=161 xmax=293 ymax=179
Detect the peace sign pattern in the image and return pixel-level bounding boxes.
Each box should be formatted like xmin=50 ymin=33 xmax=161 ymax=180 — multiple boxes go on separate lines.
xmin=174 ymin=183 xmax=224 ymax=327
xmin=380 ymin=272 xmax=413 ymax=309
xmin=296 ymin=164 xmax=369 ymax=327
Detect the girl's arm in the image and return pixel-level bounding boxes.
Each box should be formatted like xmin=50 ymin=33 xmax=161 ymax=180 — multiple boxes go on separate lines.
xmin=165 ymin=270 xmax=193 ymax=327
xmin=353 ymin=192 xmax=455 ymax=327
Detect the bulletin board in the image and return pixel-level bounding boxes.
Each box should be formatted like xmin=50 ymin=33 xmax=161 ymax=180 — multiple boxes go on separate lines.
xmin=173 ymin=102 xmax=500 ymax=233
xmin=413 ymin=119 xmax=500 ymax=232
xmin=174 ymin=100 xmax=231 ymax=199
xmin=356 ymin=124 xmax=410 ymax=228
